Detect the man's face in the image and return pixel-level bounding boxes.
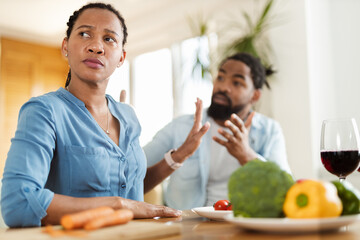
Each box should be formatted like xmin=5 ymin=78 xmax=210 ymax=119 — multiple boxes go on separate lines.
xmin=208 ymin=59 xmax=260 ymax=120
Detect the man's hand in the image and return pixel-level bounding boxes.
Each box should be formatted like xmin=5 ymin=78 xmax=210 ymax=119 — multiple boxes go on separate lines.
xmin=213 ymin=112 xmax=257 ymax=165
xmin=119 ymin=89 xmax=126 ymax=103
xmin=171 ymin=98 xmax=210 ymax=163
xmin=144 ymin=98 xmax=210 ymax=192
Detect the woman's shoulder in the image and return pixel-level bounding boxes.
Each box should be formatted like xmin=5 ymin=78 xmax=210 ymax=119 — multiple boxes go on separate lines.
xmin=23 ymin=88 xmax=65 ymax=110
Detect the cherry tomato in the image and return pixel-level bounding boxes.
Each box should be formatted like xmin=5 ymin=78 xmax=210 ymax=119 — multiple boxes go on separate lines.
xmin=296 ymin=179 xmax=307 ymax=183
xmin=213 ymin=200 xmax=231 ymax=210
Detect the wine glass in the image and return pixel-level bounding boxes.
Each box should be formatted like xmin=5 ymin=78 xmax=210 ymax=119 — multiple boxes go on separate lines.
xmin=320 ymin=118 xmax=360 ymax=182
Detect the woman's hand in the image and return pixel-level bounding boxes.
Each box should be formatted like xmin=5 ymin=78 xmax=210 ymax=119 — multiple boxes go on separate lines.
xmin=171 ymin=98 xmax=210 ymax=163
xmin=213 ymin=112 xmax=257 ymax=165
xmin=42 ymin=194 xmax=181 ymax=226
xmin=118 ymin=197 xmax=182 ymax=218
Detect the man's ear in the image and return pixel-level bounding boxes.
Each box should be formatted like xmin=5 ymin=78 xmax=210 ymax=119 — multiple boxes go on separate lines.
xmin=61 ymin=37 xmax=68 ymax=58
xmin=117 ymin=51 xmax=127 ymax=68
xmin=251 ymin=89 xmax=261 ymax=104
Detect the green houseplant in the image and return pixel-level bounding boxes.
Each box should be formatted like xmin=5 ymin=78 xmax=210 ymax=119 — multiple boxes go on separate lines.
xmin=189 ymin=0 xmax=275 ymax=80
xmin=223 ymin=0 xmax=275 ymax=70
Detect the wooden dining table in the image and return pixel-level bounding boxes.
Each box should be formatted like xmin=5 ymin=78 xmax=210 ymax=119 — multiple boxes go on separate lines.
xmin=1 ymin=210 xmax=359 ymax=240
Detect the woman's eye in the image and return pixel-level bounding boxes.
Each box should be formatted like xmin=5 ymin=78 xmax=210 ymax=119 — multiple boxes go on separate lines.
xmin=216 ymin=76 xmax=223 ymax=81
xmin=105 ymin=37 xmax=116 ymax=43
xmin=80 ymin=32 xmax=90 ymax=38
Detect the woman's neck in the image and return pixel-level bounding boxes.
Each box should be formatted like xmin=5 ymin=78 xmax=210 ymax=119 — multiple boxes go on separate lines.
xmin=66 ymin=80 xmax=108 ymax=111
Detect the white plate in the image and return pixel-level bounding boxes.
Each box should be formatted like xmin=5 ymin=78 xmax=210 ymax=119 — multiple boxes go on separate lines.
xmin=224 ymin=214 xmax=360 ymax=233
xmin=191 ymin=206 xmax=232 ymax=220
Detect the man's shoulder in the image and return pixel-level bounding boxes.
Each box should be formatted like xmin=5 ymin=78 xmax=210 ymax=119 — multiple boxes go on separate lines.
xmin=170 ymin=113 xmax=195 ymax=125
xmin=252 ymin=112 xmax=281 ymax=130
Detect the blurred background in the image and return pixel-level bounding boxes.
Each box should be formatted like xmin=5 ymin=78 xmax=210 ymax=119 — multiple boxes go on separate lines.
xmin=0 ymin=0 xmax=360 ymax=187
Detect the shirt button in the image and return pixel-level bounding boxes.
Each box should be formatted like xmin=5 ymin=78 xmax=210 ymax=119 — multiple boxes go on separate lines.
xmin=24 ymin=187 xmax=29 ymax=193
xmin=121 ymin=184 xmax=126 ymax=188
xmin=120 ymin=157 xmax=125 ymax=162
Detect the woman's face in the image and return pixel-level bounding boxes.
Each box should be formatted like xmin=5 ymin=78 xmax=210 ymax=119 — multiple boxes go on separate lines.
xmin=62 ymin=8 xmax=125 ymax=86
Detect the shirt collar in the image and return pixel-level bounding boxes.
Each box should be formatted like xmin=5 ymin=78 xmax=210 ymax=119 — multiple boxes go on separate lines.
xmin=58 ymin=87 xmax=86 ymax=107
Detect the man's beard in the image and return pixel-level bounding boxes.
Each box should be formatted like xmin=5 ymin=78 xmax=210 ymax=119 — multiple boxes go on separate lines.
xmin=207 ymin=92 xmax=247 ymax=121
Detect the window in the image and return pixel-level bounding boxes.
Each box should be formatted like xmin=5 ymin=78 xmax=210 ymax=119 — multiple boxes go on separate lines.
xmin=178 ymin=36 xmax=213 ymax=115
xmin=132 ymin=49 xmax=173 ymax=146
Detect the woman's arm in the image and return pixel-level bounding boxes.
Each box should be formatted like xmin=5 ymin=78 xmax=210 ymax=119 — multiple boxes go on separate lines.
xmin=1 ymin=100 xmax=57 ymax=227
xmin=41 ymin=194 xmax=181 ymax=225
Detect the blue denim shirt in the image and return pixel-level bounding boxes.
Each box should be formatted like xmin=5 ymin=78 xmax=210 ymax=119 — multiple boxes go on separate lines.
xmin=1 ymin=88 xmax=146 ymax=227
xmin=144 ymin=110 xmax=291 ymax=210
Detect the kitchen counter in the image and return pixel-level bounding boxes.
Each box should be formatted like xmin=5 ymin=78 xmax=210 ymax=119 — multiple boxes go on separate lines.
xmin=1 ymin=210 xmax=359 ymax=239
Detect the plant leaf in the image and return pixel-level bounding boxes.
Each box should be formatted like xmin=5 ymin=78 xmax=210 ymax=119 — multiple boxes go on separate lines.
xmin=254 ymin=0 xmax=274 ymax=34
xmin=243 ymin=12 xmax=254 ymax=32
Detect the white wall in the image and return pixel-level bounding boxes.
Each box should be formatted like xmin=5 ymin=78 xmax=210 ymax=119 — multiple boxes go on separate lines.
xmin=331 ymin=0 xmax=360 ymax=122
xmin=265 ymin=0 xmax=313 ymax=179
xmin=306 ymin=0 xmax=337 ymax=180
xmin=319 ymin=0 xmax=360 ymax=186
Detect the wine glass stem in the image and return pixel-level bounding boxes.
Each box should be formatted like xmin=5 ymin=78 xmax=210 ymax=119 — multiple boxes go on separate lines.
xmin=339 ymin=177 xmax=346 ymax=183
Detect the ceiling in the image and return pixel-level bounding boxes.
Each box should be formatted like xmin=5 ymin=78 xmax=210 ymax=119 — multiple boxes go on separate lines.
xmin=0 ymin=0 xmax=237 ymax=56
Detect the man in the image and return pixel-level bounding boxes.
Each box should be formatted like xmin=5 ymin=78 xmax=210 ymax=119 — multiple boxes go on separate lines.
xmin=144 ymin=53 xmax=292 ymax=210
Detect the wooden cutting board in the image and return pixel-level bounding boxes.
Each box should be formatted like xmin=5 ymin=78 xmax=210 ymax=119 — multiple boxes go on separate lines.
xmin=0 ymin=221 xmax=181 ymax=240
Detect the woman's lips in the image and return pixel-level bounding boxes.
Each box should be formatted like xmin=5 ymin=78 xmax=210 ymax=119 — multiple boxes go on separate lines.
xmin=83 ymin=58 xmax=104 ymax=69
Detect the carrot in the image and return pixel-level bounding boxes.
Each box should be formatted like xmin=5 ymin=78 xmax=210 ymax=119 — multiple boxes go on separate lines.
xmin=84 ymin=209 xmax=134 ymax=230
xmin=60 ymin=206 xmax=114 ymax=230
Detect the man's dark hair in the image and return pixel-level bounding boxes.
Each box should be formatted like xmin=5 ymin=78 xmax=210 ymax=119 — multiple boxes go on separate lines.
xmin=65 ymin=3 xmax=128 ymax=87
xmin=220 ymin=53 xmax=273 ymax=89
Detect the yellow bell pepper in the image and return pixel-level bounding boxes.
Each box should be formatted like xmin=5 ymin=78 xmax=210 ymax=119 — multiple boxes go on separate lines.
xmin=283 ymin=179 xmax=342 ymax=218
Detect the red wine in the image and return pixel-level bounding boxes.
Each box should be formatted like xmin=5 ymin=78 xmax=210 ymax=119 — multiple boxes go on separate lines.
xmin=321 ymin=150 xmax=360 ymax=177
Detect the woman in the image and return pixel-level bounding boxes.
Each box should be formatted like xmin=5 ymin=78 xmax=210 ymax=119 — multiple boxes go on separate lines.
xmin=1 ymin=3 xmax=209 ymax=228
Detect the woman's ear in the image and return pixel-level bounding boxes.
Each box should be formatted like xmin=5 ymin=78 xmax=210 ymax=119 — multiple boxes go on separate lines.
xmin=251 ymin=89 xmax=262 ymax=104
xmin=61 ymin=37 xmax=68 ymax=58
xmin=117 ymin=51 xmax=127 ymax=68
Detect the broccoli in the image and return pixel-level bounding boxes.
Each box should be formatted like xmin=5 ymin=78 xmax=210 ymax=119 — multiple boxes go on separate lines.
xmin=228 ymin=159 xmax=294 ymax=218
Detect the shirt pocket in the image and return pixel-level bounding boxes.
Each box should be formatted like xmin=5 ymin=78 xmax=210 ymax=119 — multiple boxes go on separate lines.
xmin=126 ymin=143 xmax=147 ymax=188
xmin=65 ymin=145 xmax=110 ymax=193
